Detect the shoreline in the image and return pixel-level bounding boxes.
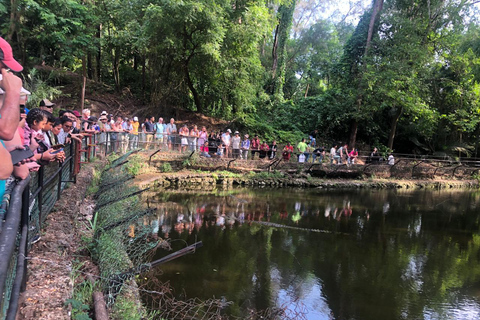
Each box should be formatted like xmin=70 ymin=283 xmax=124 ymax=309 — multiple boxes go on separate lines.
xmin=135 ymin=170 xmax=480 ymax=190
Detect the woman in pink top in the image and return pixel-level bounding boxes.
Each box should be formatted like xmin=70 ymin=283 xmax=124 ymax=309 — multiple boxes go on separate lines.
xmin=197 ymin=126 xmax=208 ymax=151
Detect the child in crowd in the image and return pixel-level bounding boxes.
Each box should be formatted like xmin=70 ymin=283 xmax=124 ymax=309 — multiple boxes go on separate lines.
xmin=216 ymin=142 xmax=225 ymax=157
xmin=200 ymin=141 xmax=211 ymax=158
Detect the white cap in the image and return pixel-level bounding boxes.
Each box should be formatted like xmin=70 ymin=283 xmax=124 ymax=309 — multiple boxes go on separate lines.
xmin=101 ymin=111 xmax=108 ymax=115
xmin=227 ymin=129 xmax=232 ymax=133
xmin=133 ymin=116 xmax=138 ymax=121
xmin=0 ymin=74 xmax=30 ymax=95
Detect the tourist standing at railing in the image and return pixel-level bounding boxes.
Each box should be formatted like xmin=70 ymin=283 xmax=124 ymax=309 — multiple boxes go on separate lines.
xmin=154 ymin=117 xmax=165 ymax=150
xmin=122 ymin=118 xmax=133 ymax=153
xmin=56 ymin=115 xmax=82 ymax=144
xmin=0 ymin=37 xmax=25 ymax=201
xmin=165 ymin=118 xmax=177 ymax=151
xmin=297 ymin=138 xmax=309 ymax=162
xmin=0 ymin=37 xmax=23 ymax=141
xmin=259 ymin=141 xmax=269 ymax=160
xmin=179 ymin=125 xmax=189 ymax=153
xmin=198 ymin=126 xmax=208 ymax=151
xmin=38 ymin=98 xmax=54 ymax=114
xmin=98 ymin=114 xmax=108 ymax=151
xmin=241 ymin=134 xmax=250 ymax=160
xmin=282 ymin=142 xmax=293 ymax=161
xmin=222 ymin=129 xmax=232 ymax=158
xmin=72 ymin=110 xmax=82 ymax=132
xmin=111 ymin=117 xmax=123 ymax=152
xmin=39 ymin=111 xmax=55 ymax=151
xmin=231 ymin=131 xmax=241 ymax=158
xmin=251 ymin=135 xmax=260 ymax=160
xmin=51 ymin=118 xmax=62 ymax=145
xmin=189 ymin=125 xmax=199 ymax=152
xmin=81 ymin=109 xmax=94 ymax=133
xmin=130 ymin=116 xmax=140 ymax=150
xmin=26 ymin=109 xmax=63 ymax=163
xmin=143 ymin=116 xmax=155 ymax=150
xmin=269 ymin=140 xmax=277 ymax=159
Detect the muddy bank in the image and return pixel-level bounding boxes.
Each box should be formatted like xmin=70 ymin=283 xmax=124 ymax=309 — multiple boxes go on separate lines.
xmin=135 ymin=171 xmax=480 ymax=190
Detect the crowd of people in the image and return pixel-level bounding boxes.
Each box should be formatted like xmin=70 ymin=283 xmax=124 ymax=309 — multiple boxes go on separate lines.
xmin=0 ymin=35 xmax=396 ymax=210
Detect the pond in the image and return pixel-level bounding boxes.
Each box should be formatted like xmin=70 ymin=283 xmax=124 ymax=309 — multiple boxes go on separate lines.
xmin=143 ymin=187 xmax=480 ymax=320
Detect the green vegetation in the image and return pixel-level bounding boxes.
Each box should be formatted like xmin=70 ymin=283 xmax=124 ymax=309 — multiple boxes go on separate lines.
xmin=160 ymin=162 xmax=172 ymax=173
xmin=2 ymin=0 xmax=480 ymax=155
xmin=124 ymin=154 xmax=148 ymax=175
xmin=247 ymin=171 xmax=285 ymax=179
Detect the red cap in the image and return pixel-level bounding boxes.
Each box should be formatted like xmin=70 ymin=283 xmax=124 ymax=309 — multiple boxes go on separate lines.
xmin=0 ymin=37 xmax=23 ymax=72
xmin=72 ymin=110 xmax=81 ymax=117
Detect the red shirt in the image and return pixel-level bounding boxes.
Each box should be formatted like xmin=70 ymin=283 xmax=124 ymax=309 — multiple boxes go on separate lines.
xmin=251 ymin=138 xmax=260 ymax=150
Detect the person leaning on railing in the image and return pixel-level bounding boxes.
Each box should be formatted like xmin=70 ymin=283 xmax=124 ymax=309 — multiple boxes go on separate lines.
xmin=0 ymin=38 xmax=24 ymax=201
xmin=165 ymin=118 xmax=177 ymax=151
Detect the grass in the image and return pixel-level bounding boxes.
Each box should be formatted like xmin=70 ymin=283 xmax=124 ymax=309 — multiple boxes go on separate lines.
xmin=247 ymin=171 xmax=285 ymax=179
xmin=67 ymin=260 xmax=96 ymax=320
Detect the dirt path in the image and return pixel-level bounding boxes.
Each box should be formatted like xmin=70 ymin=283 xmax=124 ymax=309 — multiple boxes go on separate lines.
xmin=17 ymin=165 xmax=95 ymax=320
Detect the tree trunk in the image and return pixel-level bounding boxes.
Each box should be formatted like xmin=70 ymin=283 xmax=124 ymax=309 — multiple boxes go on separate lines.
xmin=271 ymin=24 xmax=279 ymax=78
xmin=349 ymin=96 xmax=363 ymax=148
xmin=349 ymin=0 xmax=384 ymax=147
xmin=80 ymin=57 xmax=87 ymax=110
xmin=142 ymin=54 xmax=146 ymax=99
xmin=271 ymin=0 xmax=296 ymax=100
xmin=96 ymin=24 xmax=102 ymax=82
xmin=7 ymin=0 xmax=18 ymax=41
xmin=365 ymin=0 xmax=384 ymax=56
xmin=184 ymin=63 xmax=202 ymax=113
xmin=387 ymin=106 xmax=403 ymax=150
xmin=112 ymin=49 xmax=120 ymax=91
xmin=349 ymin=120 xmax=358 ymax=149
xmin=87 ymin=52 xmax=93 ymax=79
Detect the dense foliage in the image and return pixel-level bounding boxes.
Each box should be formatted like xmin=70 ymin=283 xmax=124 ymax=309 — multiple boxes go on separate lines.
xmin=1 ymin=0 xmax=480 ymax=154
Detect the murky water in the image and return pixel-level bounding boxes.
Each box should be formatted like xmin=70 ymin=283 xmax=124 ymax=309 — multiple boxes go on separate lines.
xmin=143 ymin=187 xmax=480 ymax=320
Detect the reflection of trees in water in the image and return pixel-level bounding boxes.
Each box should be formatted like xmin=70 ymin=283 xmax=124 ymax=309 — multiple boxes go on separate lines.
xmin=143 ymin=188 xmax=480 ymax=319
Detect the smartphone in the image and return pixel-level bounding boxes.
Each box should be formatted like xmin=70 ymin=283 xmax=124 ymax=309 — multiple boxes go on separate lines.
xmin=50 ymin=148 xmax=64 ymax=155
xmin=36 ymin=140 xmax=49 ymax=152
xmin=51 ymin=144 xmax=65 ymax=150
xmin=10 ymin=148 xmax=34 ymax=165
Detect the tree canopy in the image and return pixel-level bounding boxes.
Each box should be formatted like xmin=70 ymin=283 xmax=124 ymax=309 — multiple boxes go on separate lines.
xmin=2 ymin=0 xmax=480 ymax=155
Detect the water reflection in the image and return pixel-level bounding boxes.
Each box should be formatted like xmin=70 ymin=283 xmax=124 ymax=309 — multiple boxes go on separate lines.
xmin=141 ymin=188 xmax=480 ymax=320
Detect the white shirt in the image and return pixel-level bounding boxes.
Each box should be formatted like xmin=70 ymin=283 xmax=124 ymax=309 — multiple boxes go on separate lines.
xmin=58 ymin=129 xmax=69 ymax=144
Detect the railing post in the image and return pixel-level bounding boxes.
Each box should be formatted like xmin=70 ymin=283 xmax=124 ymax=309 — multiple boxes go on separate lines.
xmin=57 ymin=162 xmax=63 ymax=201
xmin=21 ymin=184 xmax=30 ymax=292
xmin=37 ymin=165 xmax=44 ymax=225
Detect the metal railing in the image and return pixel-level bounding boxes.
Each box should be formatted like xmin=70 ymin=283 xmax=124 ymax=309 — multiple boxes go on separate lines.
xmin=0 ymin=142 xmax=76 ymax=320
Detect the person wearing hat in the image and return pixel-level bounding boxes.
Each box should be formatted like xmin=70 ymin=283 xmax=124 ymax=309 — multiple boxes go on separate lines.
xmin=121 ymin=118 xmax=133 ymax=153
xmin=232 ymin=131 xmax=241 ymax=159
xmin=0 ymin=37 xmax=24 ymax=203
xmin=241 ymin=134 xmax=250 ymax=160
xmin=98 ymin=115 xmax=110 ymax=153
xmin=221 ymin=129 xmax=232 ymax=158
xmin=129 ymin=116 xmax=140 ymax=150
xmin=39 ymin=99 xmax=55 ymax=113
xmin=0 ymin=36 xmax=23 ymax=141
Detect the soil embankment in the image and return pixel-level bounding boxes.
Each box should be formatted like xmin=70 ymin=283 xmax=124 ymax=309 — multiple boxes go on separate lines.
xmin=17 ymin=164 xmax=98 ymax=319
